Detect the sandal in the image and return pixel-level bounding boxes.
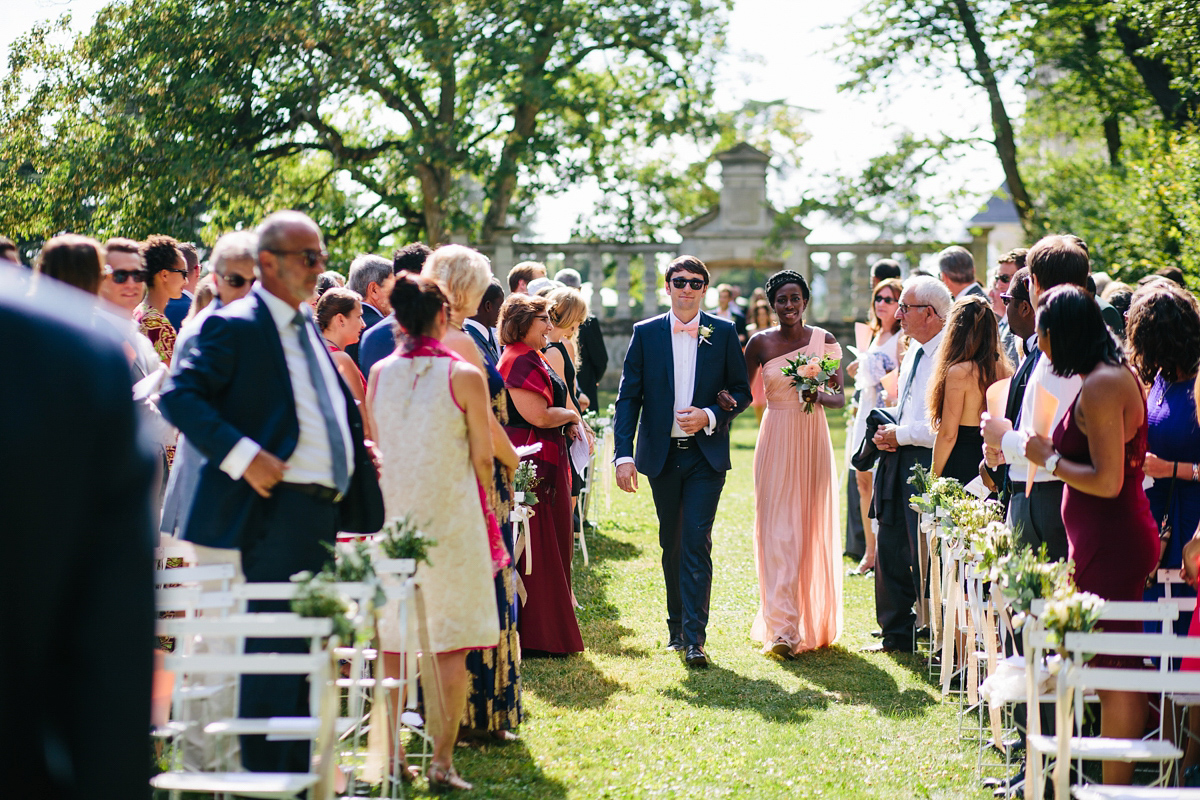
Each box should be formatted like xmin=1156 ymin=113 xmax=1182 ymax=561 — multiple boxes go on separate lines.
xmin=427 ymin=761 xmax=473 ymax=792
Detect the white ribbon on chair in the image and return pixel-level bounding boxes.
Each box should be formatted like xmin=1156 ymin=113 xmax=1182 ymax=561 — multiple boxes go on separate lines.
xmin=510 ymin=505 xmax=535 ymax=577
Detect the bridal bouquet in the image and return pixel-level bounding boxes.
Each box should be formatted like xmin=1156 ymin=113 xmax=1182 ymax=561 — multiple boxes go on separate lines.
xmin=779 ymin=352 xmax=842 ymax=413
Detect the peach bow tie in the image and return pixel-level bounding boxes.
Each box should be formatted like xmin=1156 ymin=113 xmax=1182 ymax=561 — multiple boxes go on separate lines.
xmin=673 ymin=319 xmax=698 ymax=337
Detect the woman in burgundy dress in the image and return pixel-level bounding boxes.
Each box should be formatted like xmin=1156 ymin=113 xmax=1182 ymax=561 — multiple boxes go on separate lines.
xmin=1024 ymin=285 xmax=1159 ymax=787
xmin=496 ymin=293 xmax=585 ymax=656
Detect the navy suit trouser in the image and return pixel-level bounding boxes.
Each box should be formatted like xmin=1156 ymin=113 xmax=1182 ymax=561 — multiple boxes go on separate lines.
xmin=238 ymin=487 xmax=339 ymax=774
xmin=647 ymin=442 xmax=726 ymax=647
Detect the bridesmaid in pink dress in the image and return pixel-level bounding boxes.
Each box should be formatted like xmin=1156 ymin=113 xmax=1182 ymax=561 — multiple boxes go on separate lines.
xmin=744 ymin=271 xmax=845 ymax=658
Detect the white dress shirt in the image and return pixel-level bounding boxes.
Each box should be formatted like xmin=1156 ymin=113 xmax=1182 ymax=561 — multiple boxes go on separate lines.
xmin=463 ymin=318 xmax=497 ymax=352
xmin=219 ymin=286 xmax=355 ymax=487
xmin=1000 ymin=353 xmax=1082 ymax=484
xmin=614 ymin=312 xmax=716 ymax=468
xmin=888 ymin=329 xmax=945 ymax=449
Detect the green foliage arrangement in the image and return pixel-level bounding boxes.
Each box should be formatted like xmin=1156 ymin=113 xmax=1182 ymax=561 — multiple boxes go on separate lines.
xmin=377 ymin=514 xmax=436 ymax=566
xmin=289 ymin=571 xmax=355 ymax=644
xmin=513 ymin=461 xmax=540 ymax=507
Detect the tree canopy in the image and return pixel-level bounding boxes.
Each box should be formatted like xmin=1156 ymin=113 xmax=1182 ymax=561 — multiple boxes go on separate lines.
xmin=831 ymin=0 xmax=1200 ymax=278
xmin=1 ymin=0 xmax=730 ymax=258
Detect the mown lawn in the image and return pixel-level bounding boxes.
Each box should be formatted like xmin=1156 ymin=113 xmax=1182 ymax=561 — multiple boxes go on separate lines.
xmin=439 ymin=407 xmax=997 ymax=799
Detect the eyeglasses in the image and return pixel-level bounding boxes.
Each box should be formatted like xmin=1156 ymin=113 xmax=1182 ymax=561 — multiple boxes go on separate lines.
xmin=267 ymin=248 xmax=329 ymax=268
xmin=897 ymin=303 xmax=932 ymax=314
xmin=994 ymin=273 xmax=1013 ymax=286
xmin=107 ymin=269 xmax=146 ymax=284
xmin=670 ymin=277 xmax=706 ymax=291
xmin=221 ymin=273 xmax=255 ymax=288
xmin=999 ymin=293 xmax=1012 ymax=306
xmin=165 ymin=267 xmax=188 ymax=275
xmin=873 ymin=294 xmax=897 ymax=305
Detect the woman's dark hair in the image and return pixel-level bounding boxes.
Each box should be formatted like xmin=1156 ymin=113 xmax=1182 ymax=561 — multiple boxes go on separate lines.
xmin=142 ymin=234 xmax=182 ymax=289
xmin=1125 ymin=284 xmax=1200 ymax=384
xmin=35 ymin=234 xmax=104 ymax=294
xmin=316 ymin=287 xmax=362 ymax=332
xmin=927 ymin=296 xmax=1011 ymax=426
xmin=1037 ymin=284 xmax=1124 ymax=377
xmin=766 ymin=270 xmax=809 ymax=305
xmin=498 ymin=293 xmax=549 ymax=346
xmin=389 ymin=273 xmax=446 ymax=338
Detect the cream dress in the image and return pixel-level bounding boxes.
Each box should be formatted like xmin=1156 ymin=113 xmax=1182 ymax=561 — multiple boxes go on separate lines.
xmin=372 ymin=352 xmax=499 ymax=653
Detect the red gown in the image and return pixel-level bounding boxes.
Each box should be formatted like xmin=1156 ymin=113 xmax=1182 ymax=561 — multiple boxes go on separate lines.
xmin=498 ymin=343 xmax=583 ymax=655
xmin=1054 ymin=390 xmax=1159 ymax=651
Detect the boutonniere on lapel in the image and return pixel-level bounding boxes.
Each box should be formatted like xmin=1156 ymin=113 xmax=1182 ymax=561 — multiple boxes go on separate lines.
xmin=698 ymin=324 xmax=714 ymax=345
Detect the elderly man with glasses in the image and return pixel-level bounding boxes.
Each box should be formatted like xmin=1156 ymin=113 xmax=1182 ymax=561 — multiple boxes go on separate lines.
xmin=863 ymin=275 xmax=951 ymax=654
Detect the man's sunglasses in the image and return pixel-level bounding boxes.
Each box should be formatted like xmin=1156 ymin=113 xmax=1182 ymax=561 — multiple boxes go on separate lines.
xmin=994 ymin=273 xmax=1013 ymax=285
xmin=670 ymin=277 xmax=706 ymax=290
xmin=221 ymin=273 xmax=255 ymax=289
xmin=108 ymin=269 xmax=146 ymax=284
xmin=267 ymin=248 xmax=329 ymax=268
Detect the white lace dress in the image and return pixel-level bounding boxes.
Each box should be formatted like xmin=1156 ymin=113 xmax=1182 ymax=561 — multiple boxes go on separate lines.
xmin=371 ymin=353 xmax=499 ymax=653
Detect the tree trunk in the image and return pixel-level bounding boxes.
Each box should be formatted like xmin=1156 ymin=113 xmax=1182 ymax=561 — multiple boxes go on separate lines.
xmin=416 ymin=163 xmax=452 ymax=245
xmin=1114 ymin=18 xmax=1193 ymax=130
xmin=1103 ymin=115 xmax=1122 ymax=167
xmin=953 ymin=0 xmax=1035 ymax=234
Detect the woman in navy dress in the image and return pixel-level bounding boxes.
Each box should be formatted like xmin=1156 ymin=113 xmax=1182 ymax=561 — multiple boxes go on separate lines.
xmin=1126 ymin=284 xmax=1200 ymax=635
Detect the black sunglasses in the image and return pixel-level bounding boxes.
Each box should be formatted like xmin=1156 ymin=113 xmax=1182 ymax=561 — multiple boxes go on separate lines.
xmin=108 ymin=269 xmax=146 ymax=284
xmin=165 ymin=267 xmax=188 ymax=275
xmin=221 ymin=273 xmax=255 ymax=288
xmin=873 ymin=294 xmax=897 ymax=305
xmin=267 ymin=248 xmax=329 ymax=268
xmin=670 ymin=277 xmax=706 ymax=290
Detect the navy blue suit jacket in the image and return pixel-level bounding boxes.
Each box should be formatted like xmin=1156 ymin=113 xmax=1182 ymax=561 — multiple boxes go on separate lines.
xmin=358 ymin=312 xmax=396 ymax=378
xmin=161 ymin=291 xmax=383 ymax=549
xmin=612 ymin=312 xmax=751 ymax=478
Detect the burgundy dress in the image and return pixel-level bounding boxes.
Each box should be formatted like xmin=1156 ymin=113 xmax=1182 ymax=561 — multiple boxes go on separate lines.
xmin=498 ymin=342 xmax=583 ymax=655
xmin=1054 ymin=391 xmax=1160 ymax=643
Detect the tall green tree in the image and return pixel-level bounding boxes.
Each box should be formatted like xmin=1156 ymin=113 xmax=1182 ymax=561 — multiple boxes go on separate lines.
xmin=1 ymin=0 xmax=729 ymax=254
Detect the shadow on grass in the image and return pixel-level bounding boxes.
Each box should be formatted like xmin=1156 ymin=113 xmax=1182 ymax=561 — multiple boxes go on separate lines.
xmin=449 ymin=737 xmax=570 ymax=799
xmin=573 ymin=525 xmax=648 ymax=659
xmin=779 ymin=645 xmax=938 ymax=718
xmin=522 ymin=653 xmax=627 ymax=709
xmin=659 ymin=664 xmax=826 ymax=725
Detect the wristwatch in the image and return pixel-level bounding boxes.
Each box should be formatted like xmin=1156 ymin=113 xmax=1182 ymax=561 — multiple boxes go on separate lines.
xmin=1043 ymin=451 xmax=1062 ymax=476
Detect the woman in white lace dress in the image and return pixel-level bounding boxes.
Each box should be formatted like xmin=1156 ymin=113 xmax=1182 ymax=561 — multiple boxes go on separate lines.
xmin=365 ymin=274 xmax=499 ymax=791
xmin=848 ymin=277 xmax=903 ymax=576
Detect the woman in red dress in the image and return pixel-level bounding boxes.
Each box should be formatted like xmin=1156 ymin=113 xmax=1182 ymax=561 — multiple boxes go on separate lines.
xmin=497 ymin=293 xmax=585 ymax=656
xmin=1024 ymin=285 xmax=1159 ymax=787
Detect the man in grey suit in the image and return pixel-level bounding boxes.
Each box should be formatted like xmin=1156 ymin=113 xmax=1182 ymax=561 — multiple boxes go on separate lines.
xmin=937 ymin=245 xmax=986 ymax=301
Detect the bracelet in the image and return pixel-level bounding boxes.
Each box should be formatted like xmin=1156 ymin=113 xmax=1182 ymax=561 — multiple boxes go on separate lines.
xmin=1193 ymin=463 xmax=1199 ymax=482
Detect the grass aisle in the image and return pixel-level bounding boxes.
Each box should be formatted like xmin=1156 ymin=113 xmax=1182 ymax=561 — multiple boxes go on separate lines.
xmin=450 ymin=409 xmax=996 ymax=798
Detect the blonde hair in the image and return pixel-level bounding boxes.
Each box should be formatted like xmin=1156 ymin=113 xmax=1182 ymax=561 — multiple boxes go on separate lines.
xmin=547 ymin=286 xmax=588 ymax=366
xmin=422 ymin=244 xmax=490 ymax=316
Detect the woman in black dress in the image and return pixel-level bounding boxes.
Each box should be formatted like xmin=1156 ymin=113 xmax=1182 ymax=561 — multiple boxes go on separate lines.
xmin=927 ymin=295 xmax=1012 ymax=483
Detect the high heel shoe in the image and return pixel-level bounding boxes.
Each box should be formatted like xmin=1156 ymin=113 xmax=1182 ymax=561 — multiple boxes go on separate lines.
xmin=427 ymin=761 xmax=473 ymax=792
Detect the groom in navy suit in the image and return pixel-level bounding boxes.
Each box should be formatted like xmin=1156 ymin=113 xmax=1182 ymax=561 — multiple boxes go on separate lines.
xmin=613 ymin=256 xmax=751 ymax=667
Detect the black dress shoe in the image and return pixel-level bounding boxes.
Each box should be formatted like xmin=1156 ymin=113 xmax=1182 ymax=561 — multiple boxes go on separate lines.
xmin=684 ymin=645 xmax=709 ymax=668
xmin=666 ymin=634 xmax=685 ymax=652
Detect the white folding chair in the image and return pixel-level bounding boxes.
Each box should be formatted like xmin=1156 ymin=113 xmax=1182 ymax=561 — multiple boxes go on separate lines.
xmin=1028 ymin=628 xmax=1198 ymax=800
xmin=151 ymin=615 xmax=338 ymax=799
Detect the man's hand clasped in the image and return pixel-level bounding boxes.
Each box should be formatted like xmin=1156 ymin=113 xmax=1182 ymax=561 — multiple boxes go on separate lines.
xmin=244 ymin=450 xmax=288 ymax=498
xmin=872 ymin=424 xmax=899 ymax=453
